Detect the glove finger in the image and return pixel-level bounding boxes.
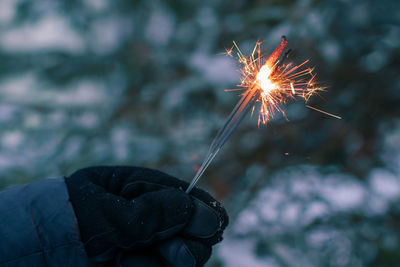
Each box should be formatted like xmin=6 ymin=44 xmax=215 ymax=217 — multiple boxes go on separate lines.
xmin=70 ymin=166 xmax=191 ymax=194
xmin=116 ymin=166 xmax=189 ymax=192
xmin=120 ymin=180 xmax=168 ymax=199
xmin=102 ymin=188 xmax=193 ymax=249
xmin=156 ymin=238 xmax=211 ymax=267
xmin=114 ymin=249 xmax=165 ymax=267
xmin=183 ymin=198 xmax=222 ymax=241
xmin=67 ymin=166 xmax=125 ymax=194
xmin=183 ymin=191 xmax=229 ymax=246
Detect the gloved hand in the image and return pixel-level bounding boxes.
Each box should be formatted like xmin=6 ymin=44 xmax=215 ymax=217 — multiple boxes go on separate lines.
xmin=65 ymin=166 xmax=228 ymax=266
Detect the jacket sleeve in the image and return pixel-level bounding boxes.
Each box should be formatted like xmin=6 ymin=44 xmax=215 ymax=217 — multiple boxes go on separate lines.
xmin=0 ymin=177 xmax=89 ymax=266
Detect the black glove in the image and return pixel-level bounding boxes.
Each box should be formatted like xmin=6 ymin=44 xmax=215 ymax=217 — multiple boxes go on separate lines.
xmin=113 ymin=236 xmax=214 ymax=267
xmin=65 ymin=166 xmax=228 ymax=266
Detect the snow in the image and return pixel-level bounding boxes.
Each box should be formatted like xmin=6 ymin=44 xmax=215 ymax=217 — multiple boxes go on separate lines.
xmin=89 ymin=17 xmax=133 ymax=54
xmin=196 ymin=7 xmax=217 ymax=28
xmin=349 ymin=3 xmax=369 ymax=26
xmin=190 ymin=51 xmax=238 ymax=86
xmin=0 ymin=74 xmax=107 ymax=107
xmin=55 ymin=79 xmax=107 ymax=106
xmin=111 ymin=126 xmax=131 ymax=161
xmin=361 ymin=50 xmax=388 ymax=72
xmin=1 ymin=131 xmax=24 ymax=150
xmin=23 ymin=112 xmax=42 ymax=129
xmin=220 ymin=160 xmax=400 ymax=265
xmin=0 ymin=15 xmax=85 ymax=53
xmin=218 ymin=238 xmax=279 ymax=267
xmin=369 ymin=168 xmax=400 ymax=200
xmin=281 ymin=203 xmax=301 ymax=225
xmin=302 ymin=201 xmax=328 ymax=224
xmin=146 ymin=9 xmax=175 ymax=45
xmin=0 ymin=73 xmax=37 ymax=98
xmin=319 ymin=176 xmax=366 ymax=210
xmin=234 ymin=210 xmax=259 ymax=234
xmin=320 ymin=40 xmax=341 ymax=64
xmin=0 ymin=0 xmax=18 ymax=24
xmin=75 ymin=112 xmax=100 ymax=129
xmin=0 ymin=104 xmax=19 ymax=123
xmin=85 ymin=0 xmax=108 ymax=12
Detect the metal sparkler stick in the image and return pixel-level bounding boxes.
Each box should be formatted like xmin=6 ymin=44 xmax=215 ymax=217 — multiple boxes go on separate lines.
xmin=186 ymin=89 xmax=258 ymax=193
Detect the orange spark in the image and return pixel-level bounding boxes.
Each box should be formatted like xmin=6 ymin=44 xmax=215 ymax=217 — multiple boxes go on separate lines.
xmin=306 ymin=105 xmax=342 ymax=119
xmin=230 ymin=36 xmax=326 ymax=126
xmin=221 ymin=44 xmax=234 ymax=56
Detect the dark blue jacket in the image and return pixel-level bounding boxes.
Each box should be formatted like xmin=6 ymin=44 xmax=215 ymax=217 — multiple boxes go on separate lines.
xmin=0 ymin=178 xmax=89 ymax=266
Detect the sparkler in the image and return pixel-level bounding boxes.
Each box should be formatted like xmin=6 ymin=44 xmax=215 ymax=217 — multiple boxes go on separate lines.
xmin=186 ymin=36 xmax=328 ymax=193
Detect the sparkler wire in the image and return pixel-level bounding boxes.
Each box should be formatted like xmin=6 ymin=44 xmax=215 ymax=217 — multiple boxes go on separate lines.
xmin=185 ymin=90 xmax=258 ymax=193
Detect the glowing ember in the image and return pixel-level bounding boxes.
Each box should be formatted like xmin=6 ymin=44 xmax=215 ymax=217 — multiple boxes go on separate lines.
xmin=256 ymin=65 xmax=276 ymax=93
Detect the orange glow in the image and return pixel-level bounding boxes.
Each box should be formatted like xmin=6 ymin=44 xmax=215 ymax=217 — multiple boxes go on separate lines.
xmin=256 ymin=65 xmax=276 ymax=93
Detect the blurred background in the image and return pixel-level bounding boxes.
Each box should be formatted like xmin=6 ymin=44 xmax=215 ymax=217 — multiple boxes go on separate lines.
xmin=0 ymin=0 xmax=399 ymax=266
